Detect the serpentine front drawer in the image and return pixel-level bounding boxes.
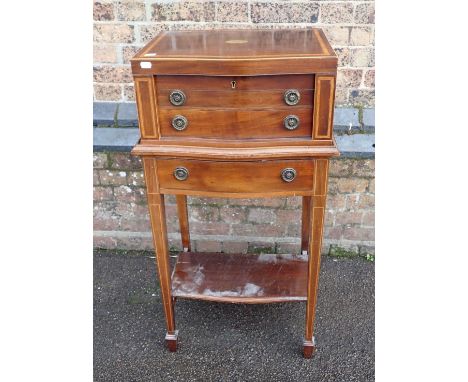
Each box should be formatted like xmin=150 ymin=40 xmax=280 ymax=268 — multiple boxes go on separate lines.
xmin=155 ymin=159 xmax=316 ymax=196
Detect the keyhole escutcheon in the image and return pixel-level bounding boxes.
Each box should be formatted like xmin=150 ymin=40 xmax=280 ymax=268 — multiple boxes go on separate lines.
xmin=231 ymin=80 xmax=236 ymax=89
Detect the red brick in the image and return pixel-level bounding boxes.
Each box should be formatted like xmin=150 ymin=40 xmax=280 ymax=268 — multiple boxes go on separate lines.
xmin=286 ymin=223 xmax=301 ymax=237
xmin=190 ymin=222 xmax=230 ymax=235
xmin=324 ymin=211 xmax=335 ymax=227
xmin=248 ymin=208 xmax=276 ymax=224
xmin=94 ymin=84 xmax=122 ymax=101
xmin=94 ymin=2 xmax=114 ymax=21
xmin=232 ymin=223 xmax=284 ymax=237
xmin=329 ymin=159 xmax=353 ymax=177
xmin=276 ymin=210 xmax=301 ymax=224
xmin=93 ymin=24 xmax=134 ymax=43
xmin=93 ymin=171 xmax=100 ymax=186
xmin=116 ymin=1 xmax=146 ymax=21
xmin=93 ymin=65 xmax=132 ymax=83
xmin=216 ymin=2 xmax=248 ymax=22
xmin=346 ymin=194 xmax=375 ymax=210
xmin=343 ymin=226 xmax=374 ymax=241
xmin=335 ymin=211 xmax=363 ymax=226
xmin=94 ymin=186 xmax=114 ymax=202
xmin=93 ymin=235 xmax=117 ymax=249
xmin=110 ymin=153 xmax=142 ymax=170
xmin=151 ymin=1 xmax=216 ymax=22
xmin=93 ymin=45 xmax=117 ymax=63
xmin=326 ymin=194 xmax=346 ymax=210
xmin=337 ymin=69 xmax=363 ymax=88
xmin=195 ymin=240 xmax=222 ymax=252
xmin=276 ymin=242 xmax=301 ymax=254
xmin=361 ymin=211 xmax=374 ymax=227
xmin=324 ymin=226 xmax=343 ymax=240
xmin=368 ymin=179 xmax=375 ymax=193
xmin=122 ymin=46 xmax=142 ymax=64
xmin=320 ymin=3 xmax=354 ymax=24
xmin=188 ymin=197 xmax=227 ymax=206
xmin=223 ymin=241 xmax=248 ymax=254
xmin=335 ymin=178 xmax=369 ymax=193
xmin=127 ymin=171 xmax=145 ymax=186
xmin=167 ymin=238 xmax=182 ymax=252
xmin=93 ymin=202 xmax=121 ymax=230
xmin=93 ymin=153 xmax=108 ymax=168
xmin=286 ymin=196 xmax=302 ymax=208
xmin=189 ymin=205 xmax=219 ymax=222
xmin=123 ymin=85 xmax=135 ymax=101
xmin=247 ymin=242 xmax=275 ymax=254
xmin=355 ymin=3 xmax=375 ymax=24
xmin=364 ymin=70 xmax=375 ymax=88
xmin=352 ymin=159 xmax=375 ymax=177
xmin=231 ymin=198 xmax=285 ymax=208
xmin=115 ymin=236 xmax=153 ymax=251
xmin=219 ymin=206 xmax=247 ymax=224
xmin=113 ymin=186 xmax=146 ymax=204
xmin=98 ymin=170 xmax=128 ymax=186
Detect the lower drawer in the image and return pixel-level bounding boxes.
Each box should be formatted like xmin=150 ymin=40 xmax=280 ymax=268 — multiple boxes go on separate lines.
xmin=156 ymin=159 xmax=315 ymax=195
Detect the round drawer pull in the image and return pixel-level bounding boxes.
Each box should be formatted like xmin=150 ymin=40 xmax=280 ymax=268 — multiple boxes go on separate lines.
xmin=284 ymin=89 xmax=301 ymax=106
xmin=284 ymin=115 xmax=300 ymax=130
xmin=174 ymin=167 xmax=189 ymax=181
xmin=169 ymin=90 xmax=186 ymax=106
xmin=171 ymin=115 xmax=188 ymax=131
xmin=281 ymin=168 xmax=297 ymax=182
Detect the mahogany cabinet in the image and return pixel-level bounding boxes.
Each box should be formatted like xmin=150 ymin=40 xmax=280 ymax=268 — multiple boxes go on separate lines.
xmin=130 ymin=28 xmax=339 ymax=358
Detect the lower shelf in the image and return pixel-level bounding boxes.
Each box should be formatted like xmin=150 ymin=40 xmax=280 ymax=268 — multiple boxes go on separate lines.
xmin=171 ymin=251 xmax=309 ymax=304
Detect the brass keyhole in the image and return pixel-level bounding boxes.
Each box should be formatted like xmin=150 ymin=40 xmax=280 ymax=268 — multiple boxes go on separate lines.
xmin=231 ymin=80 xmax=236 ymax=89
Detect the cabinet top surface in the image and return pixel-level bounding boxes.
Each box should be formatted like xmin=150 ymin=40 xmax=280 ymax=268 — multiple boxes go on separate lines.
xmin=134 ymin=28 xmax=335 ymax=60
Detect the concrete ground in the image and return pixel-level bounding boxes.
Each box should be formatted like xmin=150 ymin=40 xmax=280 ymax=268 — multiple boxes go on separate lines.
xmin=94 ymin=250 xmax=374 ymax=382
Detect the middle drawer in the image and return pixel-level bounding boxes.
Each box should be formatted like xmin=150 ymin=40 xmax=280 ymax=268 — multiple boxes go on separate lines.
xmin=159 ymin=109 xmax=312 ymax=139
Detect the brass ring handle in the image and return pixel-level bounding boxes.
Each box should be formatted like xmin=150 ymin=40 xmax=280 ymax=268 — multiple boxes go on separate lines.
xmin=169 ymin=90 xmax=186 ymax=106
xmin=284 ymin=115 xmax=300 ymax=130
xmin=284 ymin=89 xmax=301 ymax=106
xmin=174 ymin=167 xmax=189 ymax=181
xmin=171 ymin=115 xmax=188 ymax=131
xmin=281 ymin=168 xmax=296 ymax=182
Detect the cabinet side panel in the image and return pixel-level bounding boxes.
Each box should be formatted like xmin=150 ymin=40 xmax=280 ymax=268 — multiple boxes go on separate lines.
xmin=313 ymin=76 xmax=335 ymax=140
xmin=134 ymin=76 xmax=158 ymax=138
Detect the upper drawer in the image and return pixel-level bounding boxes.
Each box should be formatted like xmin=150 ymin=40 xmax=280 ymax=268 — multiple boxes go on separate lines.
xmin=157 ymin=89 xmax=313 ymax=109
xmin=157 ymin=75 xmax=314 ymax=91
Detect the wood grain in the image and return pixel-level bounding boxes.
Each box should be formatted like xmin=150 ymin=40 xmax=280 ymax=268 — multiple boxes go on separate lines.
xmin=158 ymin=108 xmax=313 ymax=139
xmin=172 ymin=252 xmax=309 ymax=304
xmin=130 ymin=28 xmax=339 ymax=357
xmin=156 ymin=159 xmax=315 ymax=195
xmin=157 ymin=89 xmax=314 ymax=109
xmin=313 ymin=75 xmax=335 ymax=140
xmin=157 ymin=75 xmax=314 ymax=91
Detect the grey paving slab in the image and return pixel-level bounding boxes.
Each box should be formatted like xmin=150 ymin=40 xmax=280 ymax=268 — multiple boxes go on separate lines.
xmin=94 ymin=250 xmax=374 ymax=381
xmin=363 ymin=109 xmax=375 ymax=128
xmin=93 ymin=128 xmax=140 ymax=152
xmin=335 ymin=134 xmax=375 ymax=158
xmin=333 ymin=107 xmax=360 ymax=128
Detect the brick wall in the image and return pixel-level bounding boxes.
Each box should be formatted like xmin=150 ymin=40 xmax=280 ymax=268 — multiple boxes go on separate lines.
xmin=93 ymin=152 xmax=375 ymax=255
xmin=93 ymin=0 xmax=375 ymax=107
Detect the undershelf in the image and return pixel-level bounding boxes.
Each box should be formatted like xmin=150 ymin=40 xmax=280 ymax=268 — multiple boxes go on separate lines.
xmin=171 ymin=251 xmax=309 ymax=304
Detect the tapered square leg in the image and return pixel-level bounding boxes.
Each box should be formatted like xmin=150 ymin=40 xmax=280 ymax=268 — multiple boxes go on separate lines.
xmin=165 ymin=330 xmax=179 ymax=352
xmin=304 ymin=159 xmax=329 ymax=359
xmin=143 ymin=158 xmax=178 ymax=352
xmin=301 ymin=196 xmax=312 ymax=254
xmin=303 ymin=337 xmax=316 ymax=358
xmin=176 ymin=195 xmax=191 ymax=252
